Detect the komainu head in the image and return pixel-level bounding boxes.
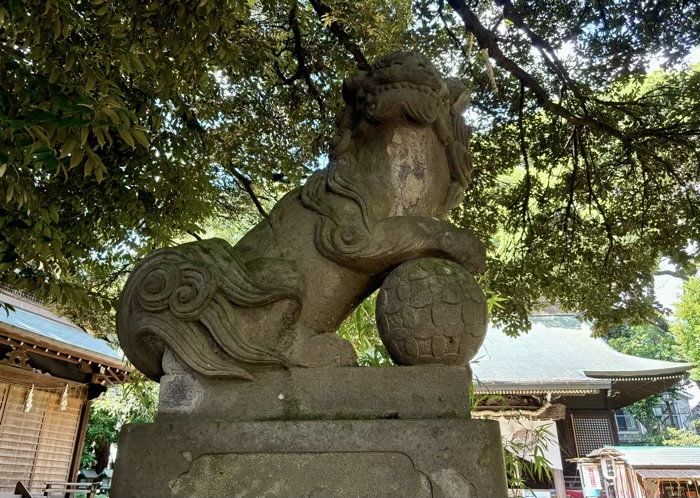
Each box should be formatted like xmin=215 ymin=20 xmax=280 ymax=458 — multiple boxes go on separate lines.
xmin=332 ymin=51 xmax=474 ymax=198
xmin=343 ymin=52 xmax=451 ymax=127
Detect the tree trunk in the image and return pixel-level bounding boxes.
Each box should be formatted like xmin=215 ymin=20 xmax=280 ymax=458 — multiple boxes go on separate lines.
xmin=95 ymin=441 xmax=111 ymax=473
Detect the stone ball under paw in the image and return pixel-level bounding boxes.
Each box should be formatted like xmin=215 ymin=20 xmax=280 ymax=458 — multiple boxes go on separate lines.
xmin=376 ymin=258 xmax=487 ymax=366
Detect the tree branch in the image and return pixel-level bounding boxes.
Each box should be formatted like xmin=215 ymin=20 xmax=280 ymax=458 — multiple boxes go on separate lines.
xmin=655 ymin=269 xmax=694 ymax=281
xmin=563 ymin=127 xmax=579 ymax=240
xmin=517 ymin=82 xmax=531 ymax=230
xmin=580 ymin=129 xmax=615 ymax=267
xmin=437 ymin=0 xmax=472 ymax=76
xmin=495 ymin=0 xmax=578 ymax=92
xmin=227 ymin=166 xmax=269 ymax=218
xmin=289 ymin=2 xmax=325 ymax=113
xmin=446 ymin=0 xmax=697 ymax=195
xmin=308 ymin=0 xmax=370 ymax=71
xmin=446 ymin=0 xmax=626 ymax=140
xmin=273 ymin=58 xmax=303 ymax=84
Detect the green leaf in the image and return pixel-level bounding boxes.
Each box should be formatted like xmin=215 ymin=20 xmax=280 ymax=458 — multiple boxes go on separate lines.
xmin=130 ymin=53 xmax=145 ymax=73
xmin=43 ymin=157 xmax=59 ymax=171
xmin=131 ymin=128 xmax=149 ymax=148
xmin=102 ymin=107 xmax=120 ymax=124
xmin=58 ymin=117 xmax=91 ymax=128
xmin=117 ymin=53 xmax=131 ymax=73
xmin=65 ymin=52 xmax=76 ymax=71
xmin=59 ymin=138 xmax=76 ymax=158
xmin=53 ymin=94 xmax=71 ymax=109
xmin=5 ymin=218 xmax=28 ymax=229
xmin=84 ymin=157 xmax=95 ymax=177
xmin=85 ymin=75 xmax=97 ymax=92
xmin=69 ymin=148 xmax=84 ymax=169
xmin=117 ymin=127 xmax=135 ymax=148
xmin=94 ymin=128 xmax=105 ymax=148
xmin=80 ymin=126 xmax=90 ymax=146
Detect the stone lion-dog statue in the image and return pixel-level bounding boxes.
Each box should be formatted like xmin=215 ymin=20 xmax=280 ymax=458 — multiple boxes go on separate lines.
xmin=117 ymin=51 xmax=485 ymax=381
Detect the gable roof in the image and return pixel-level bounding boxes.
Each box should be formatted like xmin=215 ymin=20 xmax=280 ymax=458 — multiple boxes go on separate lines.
xmin=472 ymin=315 xmax=692 ymax=399
xmin=0 ymin=291 xmax=125 ymax=368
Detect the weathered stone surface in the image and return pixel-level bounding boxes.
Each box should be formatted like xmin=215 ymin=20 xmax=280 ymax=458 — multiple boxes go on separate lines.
xmin=171 ymin=453 xmax=432 ymax=498
xmin=112 ymin=419 xmax=508 ymax=498
xmin=158 ymin=365 xmax=472 ymax=421
xmin=377 ymin=258 xmax=487 ymax=366
xmin=116 ymin=51 xmax=486 ymax=381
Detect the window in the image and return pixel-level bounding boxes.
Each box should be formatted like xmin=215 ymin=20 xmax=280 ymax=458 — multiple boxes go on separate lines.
xmin=615 ymin=410 xmax=639 ymax=432
xmin=572 ymin=414 xmax=617 ymax=455
xmin=653 ymin=400 xmax=688 ymax=429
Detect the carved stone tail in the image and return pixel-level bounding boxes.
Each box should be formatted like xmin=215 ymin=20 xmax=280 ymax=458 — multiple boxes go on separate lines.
xmin=117 ymin=238 xmax=302 ymax=381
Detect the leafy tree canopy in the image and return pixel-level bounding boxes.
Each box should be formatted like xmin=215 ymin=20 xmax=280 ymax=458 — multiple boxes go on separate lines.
xmin=606 ymin=322 xmax=682 ymax=445
xmin=607 ymin=321 xmax=679 ymax=363
xmin=672 ymin=275 xmax=700 ymax=380
xmin=607 ymin=318 xmax=700 ymax=446
xmin=663 ymin=424 xmax=700 ymax=447
xmin=80 ymin=374 xmax=159 ymax=469
xmin=2 ymin=0 xmax=700 ymax=335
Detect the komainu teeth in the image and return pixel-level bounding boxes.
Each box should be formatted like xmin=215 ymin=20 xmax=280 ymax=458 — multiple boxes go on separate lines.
xmin=370 ymin=81 xmax=438 ymax=97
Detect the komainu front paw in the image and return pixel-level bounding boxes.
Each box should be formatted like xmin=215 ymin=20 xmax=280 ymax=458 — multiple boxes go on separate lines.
xmin=439 ymin=229 xmax=486 ymax=274
xmin=294 ymin=333 xmax=359 ymax=368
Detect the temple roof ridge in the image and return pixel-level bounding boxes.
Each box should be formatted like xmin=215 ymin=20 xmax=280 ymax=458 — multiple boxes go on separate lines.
xmin=473 ymin=316 xmax=692 ymax=398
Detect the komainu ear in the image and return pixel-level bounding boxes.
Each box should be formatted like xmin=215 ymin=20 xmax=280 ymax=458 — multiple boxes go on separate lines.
xmin=445 ymin=78 xmax=471 ymax=115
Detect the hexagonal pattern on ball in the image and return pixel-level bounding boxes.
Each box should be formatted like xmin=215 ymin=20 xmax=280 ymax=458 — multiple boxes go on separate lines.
xmin=376 ymin=258 xmax=487 ymax=366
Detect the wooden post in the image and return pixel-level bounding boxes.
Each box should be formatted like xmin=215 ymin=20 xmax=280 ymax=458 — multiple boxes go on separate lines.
xmin=69 ymin=398 xmax=92 ymax=481
xmin=553 ymin=468 xmax=567 ymax=498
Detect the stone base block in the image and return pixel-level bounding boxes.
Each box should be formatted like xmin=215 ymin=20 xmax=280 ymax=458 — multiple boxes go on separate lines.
xmin=112 ymin=418 xmax=507 ymax=498
xmin=157 ymin=366 xmax=473 ymax=421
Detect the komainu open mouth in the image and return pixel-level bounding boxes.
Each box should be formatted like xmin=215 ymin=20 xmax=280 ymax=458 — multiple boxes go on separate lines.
xmin=358 ymin=52 xmax=449 ymax=125
xmin=366 ymin=81 xmax=441 ymax=101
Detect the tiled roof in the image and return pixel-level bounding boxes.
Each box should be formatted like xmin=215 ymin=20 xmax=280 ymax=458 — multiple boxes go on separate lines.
xmin=0 ymin=304 xmax=123 ymax=362
xmin=472 ymin=315 xmax=692 ymax=389
xmin=636 ymin=468 xmax=700 ymax=478
xmin=600 ymin=446 xmax=700 ymax=468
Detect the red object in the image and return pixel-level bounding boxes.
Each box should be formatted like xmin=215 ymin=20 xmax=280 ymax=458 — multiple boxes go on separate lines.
xmin=566 ymin=492 xmax=584 ymax=498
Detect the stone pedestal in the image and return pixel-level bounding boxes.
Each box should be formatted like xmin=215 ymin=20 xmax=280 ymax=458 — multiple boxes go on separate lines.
xmin=112 ymin=367 xmax=508 ymax=497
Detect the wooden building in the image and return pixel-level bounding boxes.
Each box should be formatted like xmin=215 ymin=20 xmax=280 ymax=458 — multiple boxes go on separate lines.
xmin=471 ymin=313 xmax=694 ymax=497
xmin=0 ymin=288 xmax=128 ymax=495
xmin=571 ymin=446 xmax=700 ymax=498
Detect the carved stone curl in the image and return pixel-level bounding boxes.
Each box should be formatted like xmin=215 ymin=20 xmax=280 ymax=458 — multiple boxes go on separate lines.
xmin=117 ymin=51 xmax=486 ymax=381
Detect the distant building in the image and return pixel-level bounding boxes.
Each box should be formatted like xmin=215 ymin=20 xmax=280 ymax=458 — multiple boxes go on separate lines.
xmin=616 ymin=390 xmax=696 ymax=444
xmin=471 ymin=314 xmax=694 ymax=497
xmin=0 ymin=288 xmax=129 ymax=495
xmin=571 ymin=446 xmax=700 ymax=498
